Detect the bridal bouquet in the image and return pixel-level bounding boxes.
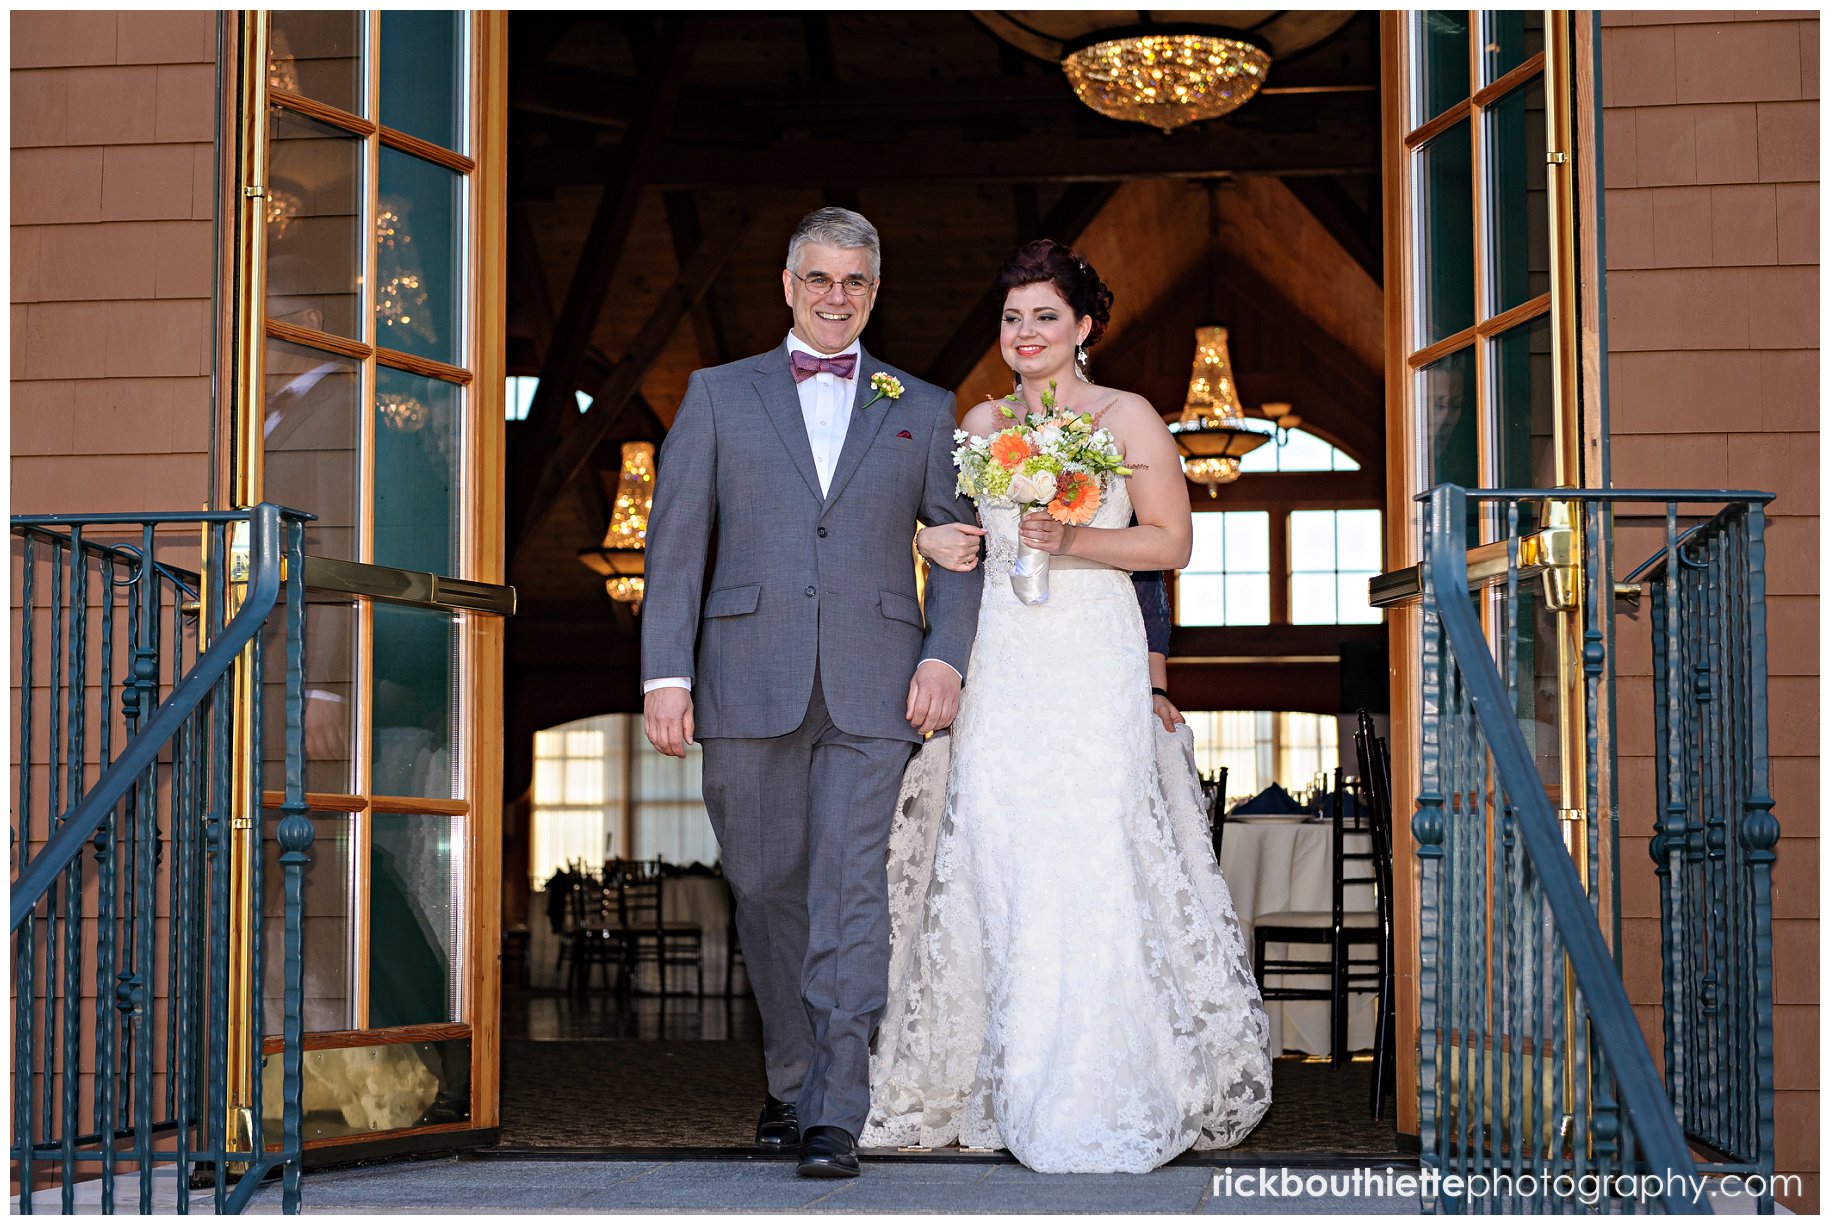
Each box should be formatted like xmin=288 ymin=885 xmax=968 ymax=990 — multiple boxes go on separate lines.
xmin=952 ymin=381 xmax=1130 ymax=606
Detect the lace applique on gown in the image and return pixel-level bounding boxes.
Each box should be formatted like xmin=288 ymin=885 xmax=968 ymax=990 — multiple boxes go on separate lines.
xmin=862 ymin=481 xmax=1273 ymax=1173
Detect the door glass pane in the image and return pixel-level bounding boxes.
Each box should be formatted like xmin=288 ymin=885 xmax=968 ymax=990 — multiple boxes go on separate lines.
xmin=266 ymin=110 xmax=362 ymax=338
xmin=380 ymin=11 xmax=464 ymax=153
xmin=1418 ymin=11 xmax=1471 ymax=123
xmin=1492 ymin=315 xmax=1557 ymax=522
xmin=1419 ymin=345 xmax=1478 ymax=536
xmin=1486 ymin=78 xmax=1550 ymax=316
xmin=371 ymin=604 xmax=458 ymax=799
xmin=1417 ymin=120 xmax=1475 ymax=346
xmin=373 ymin=368 xmax=461 ymax=576
xmin=261 ymin=598 xmax=359 ymax=796
xmin=1483 ymin=10 xmax=1545 ymax=84
xmin=1495 ymin=584 xmax=1562 ymax=794
xmin=261 ymin=810 xmax=355 ymax=1033
xmin=261 ymin=1037 xmax=469 ymax=1139
xmin=263 ymin=339 xmax=359 ymax=560
xmin=376 ymin=148 xmax=461 ymax=366
xmin=269 ymin=11 xmax=363 ymax=114
xmin=369 ymin=812 xmax=464 ymax=1027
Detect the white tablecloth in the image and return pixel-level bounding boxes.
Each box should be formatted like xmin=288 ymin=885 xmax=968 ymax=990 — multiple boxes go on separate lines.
xmin=1218 ymin=817 xmax=1378 ymax=1058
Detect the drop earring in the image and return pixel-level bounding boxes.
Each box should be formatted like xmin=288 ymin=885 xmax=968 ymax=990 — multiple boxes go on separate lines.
xmin=1075 ymin=344 xmax=1092 ymax=383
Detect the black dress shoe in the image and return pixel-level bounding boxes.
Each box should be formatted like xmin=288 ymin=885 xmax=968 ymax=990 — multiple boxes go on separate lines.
xmin=796 ymin=1125 xmax=860 ymax=1178
xmin=755 ymin=1095 xmax=801 ymax=1149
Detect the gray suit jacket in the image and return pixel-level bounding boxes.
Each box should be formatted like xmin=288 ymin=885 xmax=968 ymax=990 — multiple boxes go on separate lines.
xmin=641 ymin=342 xmax=983 ymax=743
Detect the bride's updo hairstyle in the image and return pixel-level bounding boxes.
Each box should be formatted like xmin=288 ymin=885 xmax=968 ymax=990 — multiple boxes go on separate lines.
xmin=994 ymin=239 xmax=1115 ymax=347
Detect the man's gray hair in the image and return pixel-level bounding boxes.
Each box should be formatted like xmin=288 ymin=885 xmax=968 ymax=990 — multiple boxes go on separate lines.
xmin=786 ymin=207 xmax=882 ymax=280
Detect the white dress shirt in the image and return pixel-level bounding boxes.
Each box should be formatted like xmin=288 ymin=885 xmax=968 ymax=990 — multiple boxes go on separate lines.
xmin=785 ymin=330 xmax=860 ymax=496
xmin=644 ymin=334 xmax=956 ymax=696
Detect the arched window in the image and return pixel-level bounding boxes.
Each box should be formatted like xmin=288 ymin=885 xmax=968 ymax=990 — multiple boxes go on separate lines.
xmin=1237 ymin=427 xmax=1362 ymax=473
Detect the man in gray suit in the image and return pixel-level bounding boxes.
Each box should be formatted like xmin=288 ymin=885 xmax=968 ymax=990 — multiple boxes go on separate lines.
xmin=641 ymin=208 xmax=982 ymax=1178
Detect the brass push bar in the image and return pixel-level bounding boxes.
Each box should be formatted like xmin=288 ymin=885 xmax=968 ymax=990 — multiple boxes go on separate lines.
xmin=303 ymin=554 xmax=517 ymax=616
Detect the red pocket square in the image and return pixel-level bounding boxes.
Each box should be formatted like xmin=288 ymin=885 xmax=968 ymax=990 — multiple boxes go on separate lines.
xmin=897 ymin=429 xmax=913 ymax=439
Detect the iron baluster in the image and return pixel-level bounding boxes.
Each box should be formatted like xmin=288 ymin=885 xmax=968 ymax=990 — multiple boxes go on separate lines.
xmin=1740 ymin=506 xmax=1778 ymax=1210
xmin=276 ymin=516 xmax=313 ymax=1214
xmin=207 ymin=520 xmax=232 ymax=1208
xmin=60 ymin=531 xmax=85 ymax=1215
xmin=1414 ymin=518 xmax=1446 ymax=1212
xmin=14 ymin=532 xmax=36 ymax=1213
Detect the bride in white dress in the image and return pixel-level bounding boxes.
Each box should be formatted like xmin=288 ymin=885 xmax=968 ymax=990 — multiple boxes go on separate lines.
xmin=861 ymin=241 xmax=1272 ymax=1173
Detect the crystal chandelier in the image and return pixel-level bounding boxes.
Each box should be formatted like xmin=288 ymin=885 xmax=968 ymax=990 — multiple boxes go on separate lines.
xmin=1061 ymin=27 xmax=1271 ymax=133
xmin=1168 ymin=326 xmax=1270 ymax=497
xmin=578 ymin=442 xmax=656 ymax=612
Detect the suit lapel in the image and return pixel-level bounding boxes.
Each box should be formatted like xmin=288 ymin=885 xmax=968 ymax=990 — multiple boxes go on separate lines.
xmin=821 ymin=344 xmax=893 ymax=510
xmin=752 ymin=345 xmax=824 ymax=502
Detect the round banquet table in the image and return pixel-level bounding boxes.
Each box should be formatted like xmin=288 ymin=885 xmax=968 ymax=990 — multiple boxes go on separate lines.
xmin=1216 ymin=815 xmax=1378 ymax=1059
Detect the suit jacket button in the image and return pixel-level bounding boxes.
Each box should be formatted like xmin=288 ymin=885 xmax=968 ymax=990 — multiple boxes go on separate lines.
xmin=805 ymin=586 xmax=817 ymax=597
xmin=817 ymin=527 xmax=828 ymax=538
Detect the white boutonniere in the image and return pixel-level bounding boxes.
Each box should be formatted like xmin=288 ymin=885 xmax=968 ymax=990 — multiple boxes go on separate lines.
xmin=860 ymin=372 xmax=904 ymax=411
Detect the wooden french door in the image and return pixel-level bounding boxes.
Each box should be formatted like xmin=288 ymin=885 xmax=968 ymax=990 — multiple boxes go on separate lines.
xmin=1377 ymin=10 xmax=1610 ymax=1134
xmin=220 ymin=9 xmax=508 ymax=1155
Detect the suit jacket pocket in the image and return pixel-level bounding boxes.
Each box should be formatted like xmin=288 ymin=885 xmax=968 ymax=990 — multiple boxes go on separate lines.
xmin=879 ymin=588 xmax=924 ymax=629
xmin=705 ymin=583 xmax=762 ymax=619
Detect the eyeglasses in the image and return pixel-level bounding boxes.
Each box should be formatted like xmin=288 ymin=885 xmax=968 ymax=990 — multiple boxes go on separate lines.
xmin=788 ymin=269 xmax=876 ymax=298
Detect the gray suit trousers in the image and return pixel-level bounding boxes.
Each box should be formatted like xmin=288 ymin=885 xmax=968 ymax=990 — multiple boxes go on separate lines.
xmin=701 ymin=673 xmax=914 ymax=1136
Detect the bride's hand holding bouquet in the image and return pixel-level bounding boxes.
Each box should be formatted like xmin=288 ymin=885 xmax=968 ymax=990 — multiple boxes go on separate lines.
xmin=951 ymin=380 xmax=1130 ymax=605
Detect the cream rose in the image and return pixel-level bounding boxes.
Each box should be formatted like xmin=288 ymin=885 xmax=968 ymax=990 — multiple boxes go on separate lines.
xmin=1002 ymin=472 xmax=1046 ymax=505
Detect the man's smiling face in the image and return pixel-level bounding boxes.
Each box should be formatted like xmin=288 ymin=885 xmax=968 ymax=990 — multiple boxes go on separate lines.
xmin=783 ymin=241 xmax=878 ymax=355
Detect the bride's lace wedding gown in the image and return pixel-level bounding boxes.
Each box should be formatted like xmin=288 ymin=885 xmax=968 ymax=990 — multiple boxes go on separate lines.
xmin=862 ymin=480 xmax=1272 ymax=1173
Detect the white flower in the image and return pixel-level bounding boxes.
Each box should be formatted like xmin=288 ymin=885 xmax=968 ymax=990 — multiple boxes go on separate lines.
xmin=1008 ymin=471 xmax=1051 ymax=505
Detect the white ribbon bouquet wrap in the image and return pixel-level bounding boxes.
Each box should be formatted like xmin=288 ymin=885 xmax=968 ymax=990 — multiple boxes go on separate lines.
xmin=1004 ymin=471 xmax=1057 ymax=606
xmin=949 ymin=382 xmax=1131 ymax=608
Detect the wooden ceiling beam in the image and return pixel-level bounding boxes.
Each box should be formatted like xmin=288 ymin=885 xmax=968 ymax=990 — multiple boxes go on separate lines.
xmin=1279 ymin=176 xmax=1383 ymax=284
xmin=512 ymin=215 xmax=751 ymax=555
xmin=510 ymin=69 xmax=1375 ymax=132
xmin=661 ymin=191 xmax=737 ymax=367
xmin=509 ymin=203 xmax=556 ymax=353
xmin=520 ymin=18 xmax=695 ymax=450
xmin=922 ymin=183 xmax=1116 ymax=391
xmin=513 ymin=125 xmax=1377 ymax=191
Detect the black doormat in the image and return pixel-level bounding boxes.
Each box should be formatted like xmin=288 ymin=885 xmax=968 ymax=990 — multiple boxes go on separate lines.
xmin=495 ymin=1040 xmax=1401 ymax=1157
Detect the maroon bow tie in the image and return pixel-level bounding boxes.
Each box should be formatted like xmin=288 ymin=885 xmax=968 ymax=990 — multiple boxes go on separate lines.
xmin=790 ymin=350 xmax=857 ymax=382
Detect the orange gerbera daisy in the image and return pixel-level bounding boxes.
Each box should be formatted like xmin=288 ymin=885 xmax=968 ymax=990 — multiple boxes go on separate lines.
xmin=989 ymin=432 xmax=1032 ymax=471
xmin=1049 ymin=471 xmax=1101 ymax=525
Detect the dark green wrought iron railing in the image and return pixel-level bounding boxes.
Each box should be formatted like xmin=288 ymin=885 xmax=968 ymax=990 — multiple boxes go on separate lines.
xmin=1625 ymin=498 xmax=1778 ymax=1201
xmin=11 ymin=503 xmax=313 ymax=1214
xmin=1412 ymin=483 xmax=1773 ymax=1213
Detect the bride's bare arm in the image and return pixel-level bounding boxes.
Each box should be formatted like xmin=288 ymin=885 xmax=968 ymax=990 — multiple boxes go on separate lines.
xmin=1021 ymin=393 xmax=1192 ymax=571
